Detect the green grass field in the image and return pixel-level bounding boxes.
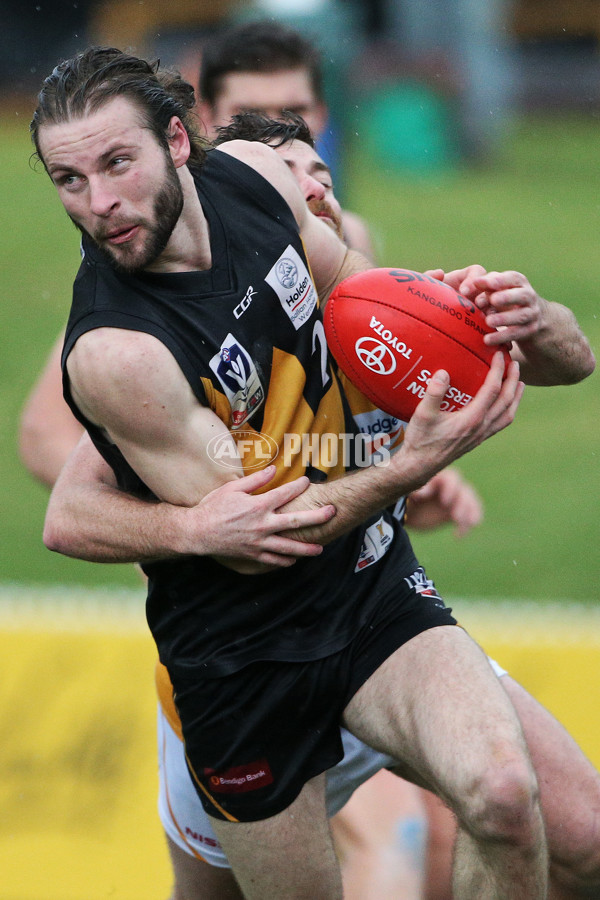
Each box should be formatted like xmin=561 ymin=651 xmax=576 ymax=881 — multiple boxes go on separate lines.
xmin=1 ymin=110 xmax=598 ymax=598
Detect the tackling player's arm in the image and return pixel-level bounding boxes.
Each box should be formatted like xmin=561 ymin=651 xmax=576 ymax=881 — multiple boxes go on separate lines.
xmin=45 ymin=328 xmax=336 ymax=570
xmin=19 ymin=332 xmax=85 ymax=487
xmin=217 ymin=140 xmax=372 ymax=300
xmin=44 ymin=430 xmax=333 ymax=567
xmin=435 ymin=267 xmax=596 ymax=386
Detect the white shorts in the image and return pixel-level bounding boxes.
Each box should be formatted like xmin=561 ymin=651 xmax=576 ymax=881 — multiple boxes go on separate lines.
xmin=157 ymin=656 xmax=507 ymax=866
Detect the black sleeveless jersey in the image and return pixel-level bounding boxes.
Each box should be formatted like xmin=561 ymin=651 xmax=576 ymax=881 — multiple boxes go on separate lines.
xmin=62 ymin=149 xmax=417 ymax=676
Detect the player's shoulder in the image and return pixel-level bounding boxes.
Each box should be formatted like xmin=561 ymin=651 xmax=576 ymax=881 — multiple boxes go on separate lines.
xmin=215 ymin=141 xmax=302 ymax=211
xmin=215 ymin=139 xmax=278 ymax=166
xmin=69 ymin=328 xmax=179 ymax=388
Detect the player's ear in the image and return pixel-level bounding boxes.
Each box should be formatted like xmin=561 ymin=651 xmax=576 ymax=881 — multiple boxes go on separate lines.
xmin=166 ymin=116 xmax=190 ymax=168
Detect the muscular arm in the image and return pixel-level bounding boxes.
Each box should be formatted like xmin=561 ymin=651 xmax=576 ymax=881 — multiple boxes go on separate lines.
xmin=44 ymin=432 xmax=334 ymax=567
xmin=19 ymin=333 xmax=84 ymax=487
xmin=51 ymin=324 xmax=520 ymax=561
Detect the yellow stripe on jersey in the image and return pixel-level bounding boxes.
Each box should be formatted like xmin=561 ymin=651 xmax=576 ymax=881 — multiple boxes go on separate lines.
xmin=263 ymin=346 xmax=348 ymax=485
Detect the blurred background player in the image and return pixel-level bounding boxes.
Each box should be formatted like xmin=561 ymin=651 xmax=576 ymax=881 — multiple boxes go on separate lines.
xmin=195 ymin=19 xmax=376 ymax=259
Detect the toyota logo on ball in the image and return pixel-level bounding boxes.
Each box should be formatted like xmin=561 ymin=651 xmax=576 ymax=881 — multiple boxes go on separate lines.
xmin=355 ymin=337 xmax=397 ymax=375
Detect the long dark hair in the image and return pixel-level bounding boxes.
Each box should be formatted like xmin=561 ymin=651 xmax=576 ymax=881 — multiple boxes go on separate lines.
xmin=31 ymin=46 xmax=208 ymax=169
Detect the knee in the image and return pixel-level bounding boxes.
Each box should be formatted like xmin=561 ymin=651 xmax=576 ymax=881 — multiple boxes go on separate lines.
xmin=549 ymin=816 xmax=600 ymax=897
xmin=457 ymin=750 xmax=543 ymax=850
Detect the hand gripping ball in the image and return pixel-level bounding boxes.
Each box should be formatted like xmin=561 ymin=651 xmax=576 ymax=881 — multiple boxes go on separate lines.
xmin=323 ymin=268 xmax=510 ymax=421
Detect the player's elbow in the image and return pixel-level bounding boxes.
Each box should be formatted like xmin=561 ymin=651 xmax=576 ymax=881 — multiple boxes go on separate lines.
xmin=43 ymin=507 xmax=74 ymax=557
xmin=560 ymin=346 xmax=596 ymax=386
xmin=579 ymin=347 xmax=596 ymax=382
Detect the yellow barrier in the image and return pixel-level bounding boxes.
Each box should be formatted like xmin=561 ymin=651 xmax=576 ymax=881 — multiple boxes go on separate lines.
xmin=0 ymin=587 xmax=170 ymax=900
xmin=1 ymin=588 xmax=598 ymax=899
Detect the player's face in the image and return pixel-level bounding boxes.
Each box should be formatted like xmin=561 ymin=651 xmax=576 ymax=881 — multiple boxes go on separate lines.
xmin=39 ymin=96 xmax=183 ymax=274
xmin=274 ymin=140 xmax=343 ymax=239
xmin=204 ymin=69 xmax=327 ymax=138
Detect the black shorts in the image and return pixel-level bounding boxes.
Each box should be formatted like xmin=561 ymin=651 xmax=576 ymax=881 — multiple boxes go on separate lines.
xmin=171 ymin=565 xmax=456 ymax=823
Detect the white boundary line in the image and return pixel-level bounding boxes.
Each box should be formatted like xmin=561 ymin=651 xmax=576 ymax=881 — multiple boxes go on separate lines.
xmin=1 ymin=584 xmax=599 ymax=644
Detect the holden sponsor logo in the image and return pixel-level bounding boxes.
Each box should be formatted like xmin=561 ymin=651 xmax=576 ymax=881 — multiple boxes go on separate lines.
xmin=206 ymin=430 xmax=279 ymax=469
xmin=265 ymin=245 xmax=317 ymax=330
xmin=276 ymin=258 xmax=298 ymax=288
xmin=355 ymin=337 xmax=397 ymax=376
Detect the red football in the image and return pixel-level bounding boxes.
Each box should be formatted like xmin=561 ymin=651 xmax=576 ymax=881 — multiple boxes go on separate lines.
xmin=324 ymin=268 xmax=510 ymax=421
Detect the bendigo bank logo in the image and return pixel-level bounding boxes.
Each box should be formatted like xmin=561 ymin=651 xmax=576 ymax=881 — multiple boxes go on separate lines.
xmin=206 ymin=430 xmax=279 ymax=469
xmin=205 ymin=759 xmax=274 ymax=794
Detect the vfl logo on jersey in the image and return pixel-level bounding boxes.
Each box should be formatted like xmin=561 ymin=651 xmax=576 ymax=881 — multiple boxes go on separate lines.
xmin=265 ymin=244 xmax=317 ymax=330
xmin=234 ymin=285 xmax=257 ymax=320
xmin=209 ymin=333 xmax=264 ymax=428
xmin=355 ymin=515 xmax=394 ymax=572
xmin=404 ymin=567 xmax=446 ymax=609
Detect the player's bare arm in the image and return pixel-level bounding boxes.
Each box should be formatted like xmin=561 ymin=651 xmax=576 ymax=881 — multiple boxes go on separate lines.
xmin=19 ymin=332 xmax=84 ymax=487
xmin=44 ymin=431 xmax=333 ymax=567
xmin=436 ymin=267 xmax=595 ymax=385
xmin=62 ymin=323 xmax=520 ymax=557
xmin=277 ymin=353 xmax=523 ymax=545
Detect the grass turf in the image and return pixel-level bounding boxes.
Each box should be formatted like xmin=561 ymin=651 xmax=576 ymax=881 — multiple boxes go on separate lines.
xmin=1 ymin=110 xmax=598 ymax=598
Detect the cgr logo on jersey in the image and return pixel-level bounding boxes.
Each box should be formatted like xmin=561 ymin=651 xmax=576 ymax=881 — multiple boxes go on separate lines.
xmin=265 ymin=244 xmax=317 ymax=330
xmin=354 ymin=515 xmax=394 ymax=572
xmin=209 ymin=333 xmax=264 ymax=428
xmin=234 ymin=285 xmax=257 ymax=319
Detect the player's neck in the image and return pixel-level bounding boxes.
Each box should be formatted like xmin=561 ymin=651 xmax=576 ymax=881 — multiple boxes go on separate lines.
xmin=145 ymin=167 xmax=212 ymax=274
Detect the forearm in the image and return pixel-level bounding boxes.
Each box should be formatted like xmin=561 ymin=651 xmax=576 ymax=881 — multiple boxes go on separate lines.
xmin=280 ymin=357 xmax=523 ymax=545
xmin=278 ymin=464 xmax=407 ymax=545
xmin=44 ymin=476 xmax=193 ymax=563
xmin=514 ymin=299 xmax=595 ymax=386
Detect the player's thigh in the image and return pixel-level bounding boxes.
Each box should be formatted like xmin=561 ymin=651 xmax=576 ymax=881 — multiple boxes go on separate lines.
xmin=208 ymin=772 xmax=343 ymax=900
xmin=502 ymin=675 xmax=600 ymax=862
xmin=342 ymin=625 xmax=532 ymax=805
xmin=166 ymin=835 xmax=244 ymax=900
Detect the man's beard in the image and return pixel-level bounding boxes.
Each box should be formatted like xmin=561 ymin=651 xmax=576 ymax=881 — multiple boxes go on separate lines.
xmin=309 ymin=199 xmax=343 ymax=240
xmin=74 ymin=157 xmax=184 ymax=274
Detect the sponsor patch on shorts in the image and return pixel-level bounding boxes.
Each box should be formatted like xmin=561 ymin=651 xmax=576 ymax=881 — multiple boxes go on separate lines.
xmin=204 ymin=759 xmax=274 ymax=794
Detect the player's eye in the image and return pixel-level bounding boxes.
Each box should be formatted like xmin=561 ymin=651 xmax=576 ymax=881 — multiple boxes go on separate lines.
xmin=57 ymin=173 xmax=83 ymax=190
